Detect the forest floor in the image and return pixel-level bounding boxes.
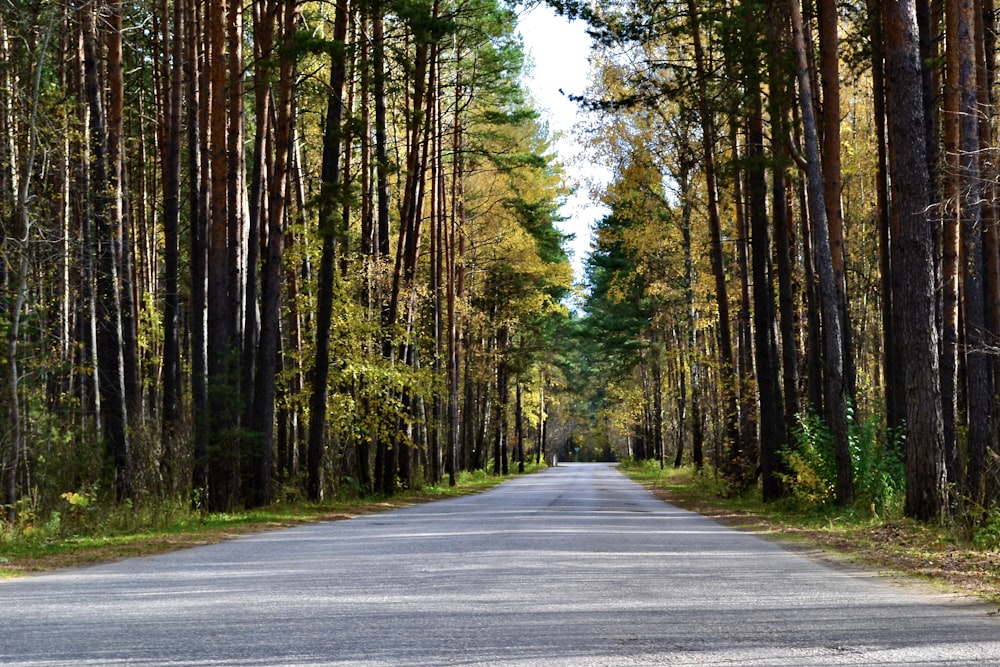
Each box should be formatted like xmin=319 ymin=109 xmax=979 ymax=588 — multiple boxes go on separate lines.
xmin=623 ymin=464 xmax=1000 ymax=606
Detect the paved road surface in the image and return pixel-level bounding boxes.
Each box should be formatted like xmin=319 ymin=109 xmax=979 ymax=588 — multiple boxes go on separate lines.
xmin=3 ymin=463 xmax=1000 ymax=665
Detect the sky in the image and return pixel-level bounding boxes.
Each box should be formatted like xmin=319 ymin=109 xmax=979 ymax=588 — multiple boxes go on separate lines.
xmin=516 ymin=4 xmax=611 ymax=285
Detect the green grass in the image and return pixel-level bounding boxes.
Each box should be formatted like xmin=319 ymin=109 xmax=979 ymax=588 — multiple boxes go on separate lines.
xmin=0 ymin=464 xmax=539 ymax=578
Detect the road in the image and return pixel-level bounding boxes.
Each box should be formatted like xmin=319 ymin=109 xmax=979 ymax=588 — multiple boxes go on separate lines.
xmin=2 ymin=462 xmax=1000 ymax=666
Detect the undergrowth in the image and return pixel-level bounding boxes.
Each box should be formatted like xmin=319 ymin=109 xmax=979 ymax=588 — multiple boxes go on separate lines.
xmin=779 ymin=407 xmax=905 ymax=517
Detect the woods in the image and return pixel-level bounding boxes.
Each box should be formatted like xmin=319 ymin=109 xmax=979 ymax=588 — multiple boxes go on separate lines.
xmin=0 ymin=0 xmax=572 ymax=522
xmin=3 ymin=0 xmax=1000 ymax=536
xmin=570 ymin=0 xmax=1000 ymax=525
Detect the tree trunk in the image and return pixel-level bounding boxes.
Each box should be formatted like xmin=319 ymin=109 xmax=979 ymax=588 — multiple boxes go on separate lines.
xmin=516 ymin=381 xmax=525 ymax=473
xmin=942 ymin=0 xmax=962 ymax=488
xmin=743 ymin=8 xmax=784 ymax=496
xmin=189 ymin=0 xmax=209 ymax=503
xmin=952 ymin=0 xmax=991 ymax=505
xmin=82 ymin=2 xmax=131 ymax=502
xmin=883 ymin=0 xmax=948 ymax=521
xmin=790 ymin=0 xmax=853 ymax=506
xmin=652 ymin=340 xmax=665 ymax=469
xmin=869 ymin=0 xmax=905 ymax=437
xmin=537 ymin=372 xmax=546 ymax=465
xmin=250 ymin=0 xmax=298 ymax=508
xmin=818 ymin=0 xmax=855 ymax=400
xmin=685 ymin=0 xmax=741 ymax=471
xmin=206 ymin=0 xmax=233 ymax=511
xmin=161 ymin=0 xmax=184 ymax=478
xmin=978 ymin=0 xmax=1000 ymax=500
xmin=767 ymin=0 xmax=800 ymax=468
xmin=306 ymin=0 xmax=350 ymax=501
xmin=106 ymin=0 xmax=142 ymax=429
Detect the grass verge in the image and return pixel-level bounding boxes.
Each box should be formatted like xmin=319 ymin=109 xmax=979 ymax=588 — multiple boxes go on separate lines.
xmin=619 ymin=461 xmax=1000 ymax=605
xmin=0 ymin=467 xmax=523 ymax=579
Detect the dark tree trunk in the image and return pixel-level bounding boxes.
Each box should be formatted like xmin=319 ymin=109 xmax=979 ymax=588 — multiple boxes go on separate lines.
xmin=883 ymin=0 xmax=948 ymax=521
xmin=767 ymin=0 xmax=800 ymax=450
xmin=161 ymin=0 xmax=184 ymax=485
xmin=790 ymin=0 xmax=853 ymax=506
xmin=516 ymin=381 xmax=525 ymax=473
xmin=82 ymin=3 xmax=131 ymax=501
xmin=206 ymin=0 xmax=239 ymax=512
xmin=686 ymin=0 xmax=741 ymax=470
xmin=743 ymin=9 xmax=784 ymax=495
xmin=953 ymin=0 xmax=991 ymax=505
xmin=189 ymin=0 xmax=210 ymax=504
xmin=868 ymin=0 xmax=905 ymax=437
xmin=306 ymin=0 xmax=350 ymax=501
xmin=106 ymin=0 xmax=142 ymax=430
xmin=249 ymin=0 xmax=298 ymax=508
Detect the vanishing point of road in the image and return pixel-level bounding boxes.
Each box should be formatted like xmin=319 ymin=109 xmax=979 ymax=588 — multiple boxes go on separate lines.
xmin=3 ymin=462 xmax=1000 ymax=666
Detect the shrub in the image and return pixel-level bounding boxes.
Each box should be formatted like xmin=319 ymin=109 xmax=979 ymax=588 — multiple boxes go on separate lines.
xmin=780 ymin=407 xmax=905 ymax=515
xmin=972 ymin=511 xmax=1000 ymax=549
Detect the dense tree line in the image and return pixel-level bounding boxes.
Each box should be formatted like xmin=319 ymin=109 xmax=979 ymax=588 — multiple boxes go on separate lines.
xmin=5 ymin=0 xmax=996 ymax=530
xmin=0 ymin=0 xmax=574 ymax=521
xmin=569 ymin=0 xmax=1000 ymax=522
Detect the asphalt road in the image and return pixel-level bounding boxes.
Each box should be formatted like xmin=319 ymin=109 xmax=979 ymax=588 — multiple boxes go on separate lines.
xmin=3 ymin=462 xmax=1000 ymax=666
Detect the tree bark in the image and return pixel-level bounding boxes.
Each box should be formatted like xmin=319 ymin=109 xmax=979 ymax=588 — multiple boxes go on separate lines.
xmin=307 ymin=0 xmax=350 ymax=501
xmin=790 ymin=0 xmax=854 ymax=506
xmin=685 ymin=0 xmax=741 ymax=472
xmin=883 ymin=0 xmax=948 ymax=521
xmin=767 ymin=0 xmax=799 ymax=472
xmin=161 ymin=0 xmax=184 ymax=474
xmin=250 ymin=0 xmax=298 ymax=507
xmin=82 ymin=2 xmax=132 ymax=502
xmin=942 ymin=0 xmax=962 ymax=488
xmin=188 ymin=0 xmax=209 ymax=503
xmin=742 ymin=6 xmax=784 ymax=496
xmin=106 ymin=0 xmax=142 ymax=429
xmin=952 ymin=0 xmax=991 ymax=505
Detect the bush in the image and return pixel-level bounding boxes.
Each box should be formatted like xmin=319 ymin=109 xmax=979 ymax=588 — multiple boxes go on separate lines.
xmin=972 ymin=511 xmax=1000 ymax=549
xmin=780 ymin=407 xmax=905 ymax=515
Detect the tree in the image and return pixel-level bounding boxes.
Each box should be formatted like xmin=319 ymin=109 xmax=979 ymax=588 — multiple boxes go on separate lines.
xmin=950 ymin=0 xmax=992 ymax=506
xmin=307 ymin=0 xmax=352 ymax=501
xmin=883 ymin=0 xmax=948 ymax=521
xmin=248 ymin=0 xmax=299 ymax=507
xmin=161 ymin=0 xmax=184 ymax=474
xmin=81 ymin=0 xmax=132 ymax=502
xmin=789 ymin=0 xmax=853 ymax=505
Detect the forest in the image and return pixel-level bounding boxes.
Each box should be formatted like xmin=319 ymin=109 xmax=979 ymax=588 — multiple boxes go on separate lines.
xmin=0 ymin=0 xmax=994 ymax=533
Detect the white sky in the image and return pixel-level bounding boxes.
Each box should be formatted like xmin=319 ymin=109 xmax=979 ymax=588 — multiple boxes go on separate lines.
xmin=517 ymin=4 xmax=610 ymax=284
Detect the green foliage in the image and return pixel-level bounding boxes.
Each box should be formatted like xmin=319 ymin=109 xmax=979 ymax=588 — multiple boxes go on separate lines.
xmin=781 ymin=412 xmax=835 ymax=505
xmin=781 ymin=408 xmax=905 ymax=515
xmin=972 ymin=511 xmax=1000 ymax=550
